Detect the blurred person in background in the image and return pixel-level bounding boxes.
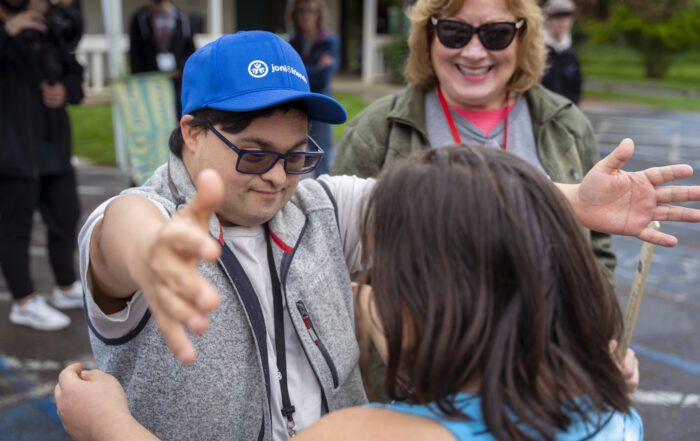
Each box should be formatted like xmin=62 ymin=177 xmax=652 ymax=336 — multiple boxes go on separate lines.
xmin=287 ymin=0 xmax=340 ymax=176
xmin=129 ymin=0 xmax=196 ymax=117
xmin=332 ymin=0 xmax=614 ymax=278
xmin=541 ymin=0 xmax=582 ymax=104
xmin=0 ymin=0 xmax=84 ymax=330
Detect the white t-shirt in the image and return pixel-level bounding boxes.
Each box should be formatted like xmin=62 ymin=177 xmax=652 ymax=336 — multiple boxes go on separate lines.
xmin=79 ymin=174 xmax=372 ymax=441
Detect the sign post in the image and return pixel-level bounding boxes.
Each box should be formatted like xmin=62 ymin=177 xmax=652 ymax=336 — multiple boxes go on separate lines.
xmin=618 ymin=221 xmax=660 ymax=361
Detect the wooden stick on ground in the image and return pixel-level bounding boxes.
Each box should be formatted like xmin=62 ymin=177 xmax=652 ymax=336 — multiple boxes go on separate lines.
xmin=617 ymin=221 xmax=661 ymax=361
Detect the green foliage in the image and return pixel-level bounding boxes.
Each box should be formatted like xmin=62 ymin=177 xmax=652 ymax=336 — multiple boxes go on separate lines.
xmin=594 ymin=0 xmax=700 ymax=78
xmin=382 ymin=36 xmax=410 ymax=85
xmin=579 ymin=42 xmax=700 ymax=90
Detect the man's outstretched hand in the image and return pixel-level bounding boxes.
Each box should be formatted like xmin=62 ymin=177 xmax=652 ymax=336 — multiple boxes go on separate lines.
xmin=131 ymin=169 xmax=224 ymax=364
xmin=569 ymin=138 xmax=700 ymax=246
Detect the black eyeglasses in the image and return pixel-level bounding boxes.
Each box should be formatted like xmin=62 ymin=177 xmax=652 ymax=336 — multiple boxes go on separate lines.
xmin=206 ymin=124 xmax=324 ymax=175
xmin=431 ymin=16 xmax=524 ymax=51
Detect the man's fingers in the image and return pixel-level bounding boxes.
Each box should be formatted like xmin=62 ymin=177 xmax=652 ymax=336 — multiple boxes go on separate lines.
xmin=185 ymin=168 xmax=224 ymax=226
xmin=655 ymin=184 xmax=700 ymax=205
xmin=598 ymin=138 xmax=634 ymax=172
xmin=58 ymin=363 xmax=83 ymax=385
xmin=150 ymin=251 xmax=220 ymax=313
xmin=79 ymin=369 xmax=108 ymax=382
xmin=622 ymin=348 xmax=640 ymax=393
xmin=652 ymin=204 xmax=700 ymax=223
xmin=150 ymin=301 xmax=197 ymax=364
xmin=637 ymin=227 xmax=677 ymax=247
xmin=153 ymin=284 xmax=211 ymax=335
xmin=159 ymin=222 xmax=220 ymax=263
xmin=56 ymin=363 xmax=82 ymax=401
xmin=643 ymin=163 xmax=694 ymax=186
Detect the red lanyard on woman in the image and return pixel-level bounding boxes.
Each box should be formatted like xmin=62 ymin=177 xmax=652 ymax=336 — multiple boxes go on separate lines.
xmin=436 ymin=83 xmax=511 ymax=151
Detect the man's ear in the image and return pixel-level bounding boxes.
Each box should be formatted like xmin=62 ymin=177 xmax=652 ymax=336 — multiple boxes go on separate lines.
xmin=180 ymin=115 xmax=205 ymax=154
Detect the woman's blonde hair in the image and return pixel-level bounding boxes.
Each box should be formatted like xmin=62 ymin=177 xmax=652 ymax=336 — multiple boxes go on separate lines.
xmin=404 ymin=0 xmax=546 ymax=95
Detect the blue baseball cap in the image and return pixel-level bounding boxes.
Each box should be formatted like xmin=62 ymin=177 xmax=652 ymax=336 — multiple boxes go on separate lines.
xmin=180 ymin=31 xmax=347 ymax=124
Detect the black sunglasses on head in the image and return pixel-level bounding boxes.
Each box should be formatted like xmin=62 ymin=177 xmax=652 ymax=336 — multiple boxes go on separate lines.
xmin=206 ymin=124 xmax=324 ymax=175
xmin=431 ymin=16 xmax=524 ymax=51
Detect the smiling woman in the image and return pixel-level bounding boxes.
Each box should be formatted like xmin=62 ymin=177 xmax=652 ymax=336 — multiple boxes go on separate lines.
xmin=332 ymin=0 xmax=618 ymax=280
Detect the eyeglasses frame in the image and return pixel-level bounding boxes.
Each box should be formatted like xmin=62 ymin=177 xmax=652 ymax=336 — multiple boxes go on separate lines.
xmin=430 ymin=16 xmax=525 ymax=51
xmin=206 ymin=123 xmax=325 ymax=175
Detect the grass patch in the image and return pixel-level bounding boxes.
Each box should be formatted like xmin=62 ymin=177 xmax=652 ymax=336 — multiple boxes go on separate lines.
xmin=579 ymin=43 xmax=700 ymax=91
xmin=583 ymin=88 xmax=700 ymax=112
xmin=69 ymin=103 xmax=115 ymax=164
xmin=332 ymin=92 xmax=370 ymax=141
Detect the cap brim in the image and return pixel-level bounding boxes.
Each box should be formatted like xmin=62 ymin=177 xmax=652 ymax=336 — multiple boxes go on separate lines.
xmin=205 ymin=89 xmax=347 ymax=124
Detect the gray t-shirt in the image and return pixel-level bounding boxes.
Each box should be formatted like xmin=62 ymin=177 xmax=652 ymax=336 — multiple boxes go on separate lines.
xmin=425 ymin=90 xmax=546 ymax=175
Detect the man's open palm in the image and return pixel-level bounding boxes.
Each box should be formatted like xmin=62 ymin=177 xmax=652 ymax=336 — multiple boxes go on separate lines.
xmin=576 ymin=138 xmax=700 ymax=246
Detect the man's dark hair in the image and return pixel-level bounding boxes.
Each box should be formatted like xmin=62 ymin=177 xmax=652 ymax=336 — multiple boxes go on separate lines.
xmin=360 ymin=145 xmax=630 ymax=441
xmin=168 ymin=100 xmax=309 ymax=158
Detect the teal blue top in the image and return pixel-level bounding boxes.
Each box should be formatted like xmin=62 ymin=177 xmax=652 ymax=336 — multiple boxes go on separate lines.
xmin=365 ymin=393 xmax=643 ymax=441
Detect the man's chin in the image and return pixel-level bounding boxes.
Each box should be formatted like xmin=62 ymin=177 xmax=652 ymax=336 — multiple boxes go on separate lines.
xmin=218 ymin=208 xmax=278 ymax=228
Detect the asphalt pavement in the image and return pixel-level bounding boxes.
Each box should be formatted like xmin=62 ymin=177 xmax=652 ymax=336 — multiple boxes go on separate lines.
xmin=1 ymin=92 xmax=700 ymax=440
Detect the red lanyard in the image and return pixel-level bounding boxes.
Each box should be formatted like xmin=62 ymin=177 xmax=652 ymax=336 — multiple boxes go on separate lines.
xmin=436 ymin=83 xmax=510 ymax=151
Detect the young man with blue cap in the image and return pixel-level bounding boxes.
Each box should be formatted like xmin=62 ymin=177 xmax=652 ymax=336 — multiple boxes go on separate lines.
xmin=65 ymin=30 xmax=700 ymax=441
xmin=76 ymin=31 xmax=370 ymax=441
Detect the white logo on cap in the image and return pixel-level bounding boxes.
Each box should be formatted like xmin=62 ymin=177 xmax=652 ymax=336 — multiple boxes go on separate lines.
xmin=248 ymin=60 xmax=268 ymax=78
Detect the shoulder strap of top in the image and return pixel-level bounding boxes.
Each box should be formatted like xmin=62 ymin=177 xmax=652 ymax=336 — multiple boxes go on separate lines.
xmin=317 ymin=178 xmax=339 ymax=232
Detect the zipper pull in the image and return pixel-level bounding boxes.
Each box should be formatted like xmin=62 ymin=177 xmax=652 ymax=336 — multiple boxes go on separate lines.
xmin=296 ymin=301 xmax=319 ymax=344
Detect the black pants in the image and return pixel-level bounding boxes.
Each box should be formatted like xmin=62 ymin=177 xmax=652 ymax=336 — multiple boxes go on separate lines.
xmin=0 ymin=172 xmax=80 ymax=300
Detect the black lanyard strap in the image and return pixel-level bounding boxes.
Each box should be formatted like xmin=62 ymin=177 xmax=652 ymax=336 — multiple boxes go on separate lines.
xmin=215 ymin=225 xmax=297 ymax=439
xmin=218 ymin=241 xmax=269 ymax=441
xmin=266 ymin=229 xmax=297 ymax=437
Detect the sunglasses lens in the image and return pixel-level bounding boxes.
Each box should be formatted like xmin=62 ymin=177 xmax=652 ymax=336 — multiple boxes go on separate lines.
xmin=287 ymin=154 xmax=322 ymax=174
xmin=435 ymin=18 xmax=518 ymax=50
xmin=479 ymin=23 xmax=517 ymax=50
xmin=238 ymin=152 xmax=278 ymax=173
xmin=436 ymin=20 xmax=474 ymax=49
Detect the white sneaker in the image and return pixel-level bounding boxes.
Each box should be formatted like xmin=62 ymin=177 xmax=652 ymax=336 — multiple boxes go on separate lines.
xmin=10 ymin=295 xmax=71 ymax=331
xmin=51 ymin=281 xmax=84 ymax=309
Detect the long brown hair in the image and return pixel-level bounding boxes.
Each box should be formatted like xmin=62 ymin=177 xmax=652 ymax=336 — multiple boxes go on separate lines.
xmin=361 ymin=146 xmax=630 ymax=441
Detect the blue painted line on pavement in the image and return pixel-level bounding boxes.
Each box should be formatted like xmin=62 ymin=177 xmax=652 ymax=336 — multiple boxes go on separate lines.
xmin=631 ymin=344 xmax=700 ymax=376
xmin=0 ymin=355 xmax=70 ymax=440
xmin=0 ymin=355 xmax=33 ymax=392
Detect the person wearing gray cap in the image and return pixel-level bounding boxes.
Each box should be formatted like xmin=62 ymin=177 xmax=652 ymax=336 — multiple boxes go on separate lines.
xmin=541 ymin=0 xmax=582 ymax=104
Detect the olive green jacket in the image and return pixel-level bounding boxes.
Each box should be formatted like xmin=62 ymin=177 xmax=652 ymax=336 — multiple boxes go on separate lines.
xmin=332 ymin=84 xmax=616 ymax=276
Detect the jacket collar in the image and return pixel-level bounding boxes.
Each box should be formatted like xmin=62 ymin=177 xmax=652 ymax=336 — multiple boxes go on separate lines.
xmin=388 ymin=86 xmax=429 ymax=136
xmin=524 ymin=84 xmax=573 ymax=129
